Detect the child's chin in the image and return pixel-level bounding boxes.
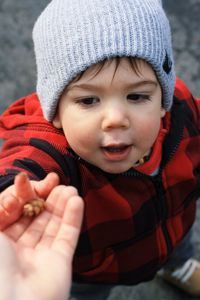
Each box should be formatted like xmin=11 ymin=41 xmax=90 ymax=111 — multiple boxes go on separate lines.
xmin=100 ymin=164 xmax=131 ymax=174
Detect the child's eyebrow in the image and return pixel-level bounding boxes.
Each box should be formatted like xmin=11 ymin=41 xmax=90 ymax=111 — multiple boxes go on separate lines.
xmin=67 ymin=80 xmax=158 ymax=91
xmin=123 ymin=80 xmax=158 ymax=89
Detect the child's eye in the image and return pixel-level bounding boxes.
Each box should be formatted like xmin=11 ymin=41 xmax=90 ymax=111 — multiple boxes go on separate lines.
xmin=127 ymin=94 xmax=150 ymax=102
xmin=78 ymin=97 xmax=99 ymax=105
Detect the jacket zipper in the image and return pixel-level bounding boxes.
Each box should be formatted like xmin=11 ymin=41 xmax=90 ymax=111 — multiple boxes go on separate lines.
xmin=151 ymin=175 xmax=173 ymax=255
xmin=120 ymin=134 xmax=183 ymax=258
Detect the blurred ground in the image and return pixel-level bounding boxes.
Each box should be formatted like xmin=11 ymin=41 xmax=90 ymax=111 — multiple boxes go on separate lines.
xmin=0 ymin=1 xmax=200 ymax=299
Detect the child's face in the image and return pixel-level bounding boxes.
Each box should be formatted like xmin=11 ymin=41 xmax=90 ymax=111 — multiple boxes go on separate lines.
xmin=53 ymin=58 xmax=166 ymax=174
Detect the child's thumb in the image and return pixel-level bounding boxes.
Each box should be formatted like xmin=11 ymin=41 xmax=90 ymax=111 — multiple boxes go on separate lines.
xmin=33 ymin=172 xmax=60 ymax=198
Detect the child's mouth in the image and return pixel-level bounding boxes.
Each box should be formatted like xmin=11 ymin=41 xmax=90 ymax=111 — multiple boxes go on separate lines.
xmin=101 ymin=145 xmax=131 ymax=161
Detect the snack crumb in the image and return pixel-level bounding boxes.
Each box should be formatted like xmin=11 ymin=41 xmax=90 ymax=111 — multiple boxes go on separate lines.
xmin=23 ymin=198 xmax=45 ymax=217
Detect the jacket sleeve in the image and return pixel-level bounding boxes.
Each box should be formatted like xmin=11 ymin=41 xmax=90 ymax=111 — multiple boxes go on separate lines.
xmin=0 ymin=135 xmax=73 ymax=192
xmin=0 ymin=94 xmax=72 ymax=192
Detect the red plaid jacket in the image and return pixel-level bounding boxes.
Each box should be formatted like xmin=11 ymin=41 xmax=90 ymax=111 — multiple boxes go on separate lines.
xmin=0 ymin=78 xmax=200 ymax=285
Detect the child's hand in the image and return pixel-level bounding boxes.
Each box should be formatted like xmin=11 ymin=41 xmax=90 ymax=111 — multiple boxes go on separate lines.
xmin=0 ymin=185 xmax=84 ymax=300
xmin=0 ymin=172 xmax=59 ymax=230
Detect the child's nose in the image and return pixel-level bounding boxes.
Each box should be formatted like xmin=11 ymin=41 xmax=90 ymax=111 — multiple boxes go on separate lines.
xmin=101 ymin=105 xmax=130 ymax=131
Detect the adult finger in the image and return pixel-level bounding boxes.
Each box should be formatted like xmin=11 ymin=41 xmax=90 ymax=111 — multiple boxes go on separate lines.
xmin=34 ymin=186 xmax=79 ymax=249
xmin=51 ymin=195 xmax=84 ymax=258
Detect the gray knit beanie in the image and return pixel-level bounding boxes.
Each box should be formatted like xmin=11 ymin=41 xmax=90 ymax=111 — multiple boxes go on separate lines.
xmin=32 ymin=0 xmax=175 ymax=121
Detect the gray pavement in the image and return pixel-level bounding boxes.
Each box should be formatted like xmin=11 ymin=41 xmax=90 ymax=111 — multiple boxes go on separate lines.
xmin=0 ymin=0 xmax=200 ymax=299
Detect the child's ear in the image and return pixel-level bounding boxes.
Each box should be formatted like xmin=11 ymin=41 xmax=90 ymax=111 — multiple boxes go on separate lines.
xmin=53 ymin=113 xmax=62 ymax=129
xmin=160 ymin=107 xmax=166 ymax=118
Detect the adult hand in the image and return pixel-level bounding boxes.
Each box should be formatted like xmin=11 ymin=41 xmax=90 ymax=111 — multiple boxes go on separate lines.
xmin=0 ymin=183 xmax=84 ymax=300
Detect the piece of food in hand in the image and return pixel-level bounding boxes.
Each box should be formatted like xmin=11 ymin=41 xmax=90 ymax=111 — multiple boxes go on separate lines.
xmin=23 ymin=198 xmax=45 ymax=217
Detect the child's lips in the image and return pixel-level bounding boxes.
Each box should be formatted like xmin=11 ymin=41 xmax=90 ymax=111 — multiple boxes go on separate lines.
xmin=101 ymin=144 xmax=132 ymax=161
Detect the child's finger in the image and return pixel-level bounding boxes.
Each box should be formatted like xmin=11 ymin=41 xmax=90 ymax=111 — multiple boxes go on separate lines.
xmin=0 ymin=194 xmax=26 ymax=230
xmin=15 ymin=173 xmax=36 ymax=204
xmin=33 ymin=172 xmax=60 ymax=199
xmin=0 ymin=194 xmax=18 ymax=213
